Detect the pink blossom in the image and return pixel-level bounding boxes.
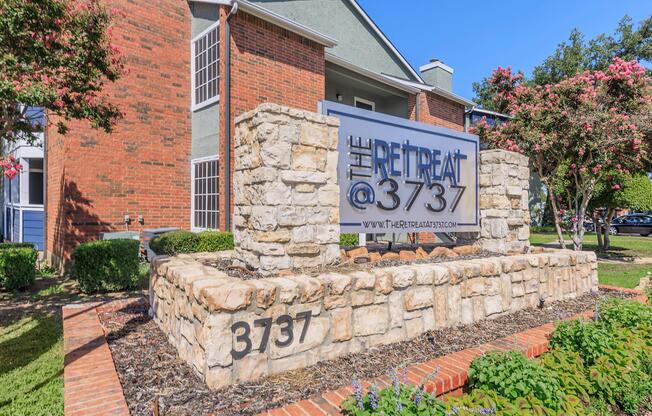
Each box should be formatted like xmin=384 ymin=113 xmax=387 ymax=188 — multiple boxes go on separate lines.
xmin=612 ymin=184 xmax=621 ymax=190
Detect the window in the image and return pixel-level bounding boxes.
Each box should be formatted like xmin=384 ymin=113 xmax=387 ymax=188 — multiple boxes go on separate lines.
xmin=354 ymin=97 xmax=375 ymax=111
xmin=28 ymin=158 xmax=44 ymax=205
xmin=192 ymin=157 xmax=219 ymax=230
xmin=25 ymin=106 xmax=45 ymax=131
xmin=192 ymin=22 xmax=220 ymax=110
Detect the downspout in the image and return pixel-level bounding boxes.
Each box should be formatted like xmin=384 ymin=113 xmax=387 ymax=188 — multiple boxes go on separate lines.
xmin=43 ymin=112 xmax=48 ymax=261
xmin=464 ymin=105 xmax=476 ymax=133
xmin=224 ymin=1 xmax=238 ymax=232
xmin=415 ymin=92 xmax=420 ymax=121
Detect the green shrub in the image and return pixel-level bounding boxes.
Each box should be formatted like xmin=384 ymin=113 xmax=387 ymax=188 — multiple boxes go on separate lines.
xmin=0 ymin=242 xmax=36 ymax=250
xmin=0 ymin=247 xmax=37 ymax=290
xmin=149 ymin=230 xmax=234 ymax=255
xmin=598 ymin=298 xmax=652 ymax=331
xmin=340 ymin=233 xmax=359 ymax=247
xmin=467 ymin=351 xmax=566 ymax=411
xmin=149 ymin=230 xmax=198 ymax=255
xmin=73 ymin=239 xmax=140 ymax=293
xmin=549 ymin=319 xmax=616 ymax=366
xmin=541 ymin=350 xmax=593 ymax=403
xmin=196 ymin=231 xmax=234 ymax=252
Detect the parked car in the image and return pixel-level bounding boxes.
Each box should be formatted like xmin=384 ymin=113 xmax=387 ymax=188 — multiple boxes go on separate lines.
xmin=608 ymin=214 xmax=652 ymax=236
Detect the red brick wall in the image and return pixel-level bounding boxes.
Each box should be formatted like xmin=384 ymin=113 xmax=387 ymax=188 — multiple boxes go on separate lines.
xmin=218 ymin=10 xmax=326 ymax=229
xmin=46 ymin=0 xmax=191 ymax=265
xmin=409 ymin=91 xmax=465 ymax=132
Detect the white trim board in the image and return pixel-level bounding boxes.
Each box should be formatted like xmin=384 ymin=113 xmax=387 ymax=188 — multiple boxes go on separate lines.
xmin=191 ymin=20 xmax=221 ymax=112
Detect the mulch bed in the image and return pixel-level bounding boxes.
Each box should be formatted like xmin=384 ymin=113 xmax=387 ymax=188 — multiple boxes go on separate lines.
xmin=99 ymin=289 xmax=633 ymax=416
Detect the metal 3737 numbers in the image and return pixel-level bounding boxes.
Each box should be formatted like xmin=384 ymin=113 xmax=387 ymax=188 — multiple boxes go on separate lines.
xmin=230 ymin=311 xmax=312 ymax=360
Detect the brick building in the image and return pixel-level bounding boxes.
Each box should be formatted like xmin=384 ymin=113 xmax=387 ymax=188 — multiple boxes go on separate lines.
xmin=3 ymin=0 xmax=476 ymax=266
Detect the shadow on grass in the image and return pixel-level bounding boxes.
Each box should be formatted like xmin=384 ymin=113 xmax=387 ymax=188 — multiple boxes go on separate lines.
xmin=0 ymin=313 xmax=61 ymax=377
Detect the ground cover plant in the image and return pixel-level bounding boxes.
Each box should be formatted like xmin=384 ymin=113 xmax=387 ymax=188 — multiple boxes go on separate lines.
xmin=341 ymin=298 xmax=652 ymax=416
xmin=340 ymin=233 xmax=359 ymax=247
xmin=149 ymin=230 xmax=234 ymax=256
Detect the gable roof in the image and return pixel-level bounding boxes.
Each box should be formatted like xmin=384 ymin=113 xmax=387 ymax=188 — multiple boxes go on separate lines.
xmin=343 ymin=0 xmax=423 ymax=82
xmin=246 ymin=0 xmax=423 ymax=82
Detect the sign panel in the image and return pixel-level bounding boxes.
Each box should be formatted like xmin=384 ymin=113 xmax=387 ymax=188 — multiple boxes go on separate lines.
xmin=320 ymin=101 xmax=479 ymax=233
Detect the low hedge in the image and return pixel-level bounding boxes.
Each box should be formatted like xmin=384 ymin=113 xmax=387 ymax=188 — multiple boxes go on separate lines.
xmin=0 ymin=242 xmax=36 ymax=250
xmin=0 ymin=247 xmax=37 ymax=291
xmin=149 ymin=230 xmax=233 ymax=255
xmin=73 ymin=239 xmax=140 ymax=293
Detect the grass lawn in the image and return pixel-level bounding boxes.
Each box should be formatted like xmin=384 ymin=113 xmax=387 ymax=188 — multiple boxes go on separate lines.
xmin=598 ymin=263 xmax=651 ymax=289
xmin=529 ymin=232 xmax=652 ymax=258
xmin=0 ymin=263 xmax=149 ymax=416
xmin=531 ymin=232 xmax=652 ymax=289
xmin=0 ymin=312 xmax=63 ymax=416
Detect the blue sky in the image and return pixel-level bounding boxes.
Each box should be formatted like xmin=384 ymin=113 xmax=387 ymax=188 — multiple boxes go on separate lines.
xmin=357 ymin=0 xmax=651 ymax=99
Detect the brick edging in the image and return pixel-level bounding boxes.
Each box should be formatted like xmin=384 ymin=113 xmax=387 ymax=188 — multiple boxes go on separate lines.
xmin=63 ymin=297 xmax=145 ymax=416
xmin=260 ymin=286 xmax=647 ymax=416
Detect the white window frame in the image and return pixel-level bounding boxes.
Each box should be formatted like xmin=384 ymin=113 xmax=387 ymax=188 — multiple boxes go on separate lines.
xmin=354 ymin=96 xmax=375 ymax=111
xmin=190 ymin=155 xmax=220 ymax=232
xmin=24 ymin=157 xmax=44 ymax=207
xmin=191 ymin=21 xmax=221 ymax=112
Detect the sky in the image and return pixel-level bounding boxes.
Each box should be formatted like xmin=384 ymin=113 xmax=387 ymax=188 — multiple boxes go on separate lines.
xmin=357 ymin=0 xmax=651 ymax=100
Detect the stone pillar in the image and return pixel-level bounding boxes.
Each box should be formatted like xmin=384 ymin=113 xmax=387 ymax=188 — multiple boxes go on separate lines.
xmin=233 ymin=104 xmax=341 ymax=275
xmin=477 ymin=149 xmax=531 ymax=254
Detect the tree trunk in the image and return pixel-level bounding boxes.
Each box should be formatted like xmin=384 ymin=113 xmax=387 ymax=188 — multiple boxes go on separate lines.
xmin=594 ymin=212 xmax=604 ymax=251
xmin=547 ymin=186 xmax=567 ymax=249
xmin=603 ymin=208 xmax=616 ymax=251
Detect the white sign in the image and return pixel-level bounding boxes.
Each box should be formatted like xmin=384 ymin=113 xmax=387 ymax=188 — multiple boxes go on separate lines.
xmin=320 ymin=101 xmax=479 ymax=233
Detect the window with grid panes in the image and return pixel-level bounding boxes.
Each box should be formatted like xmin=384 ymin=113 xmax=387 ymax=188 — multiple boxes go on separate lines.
xmin=192 ymin=158 xmax=219 ymax=230
xmin=192 ymin=22 xmax=220 ymax=109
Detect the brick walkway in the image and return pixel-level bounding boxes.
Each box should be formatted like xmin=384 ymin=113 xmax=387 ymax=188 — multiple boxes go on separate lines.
xmin=62 ymin=288 xmax=646 ymax=416
xmin=63 ymin=300 xmax=141 ymax=416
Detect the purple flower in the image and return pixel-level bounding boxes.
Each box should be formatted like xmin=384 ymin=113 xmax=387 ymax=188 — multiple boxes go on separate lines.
xmin=368 ymin=385 xmax=378 ymax=410
xmin=593 ymin=302 xmax=600 ymax=321
xmin=413 ymin=387 xmax=424 ymax=406
xmin=399 ymin=367 xmax=408 ymax=384
xmin=352 ymin=378 xmax=363 ymax=410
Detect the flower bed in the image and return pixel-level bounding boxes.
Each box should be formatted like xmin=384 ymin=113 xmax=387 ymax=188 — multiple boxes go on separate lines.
xmin=98 ymin=289 xmax=631 ymax=416
xmin=341 ymin=297 xmax=652 ymax=416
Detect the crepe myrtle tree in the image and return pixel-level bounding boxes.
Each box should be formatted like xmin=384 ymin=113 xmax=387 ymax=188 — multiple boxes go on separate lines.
xmin=0 ymin=0 xmax=124 ymax=179
xmin=472 ymin=58 xmax=652 ymax=250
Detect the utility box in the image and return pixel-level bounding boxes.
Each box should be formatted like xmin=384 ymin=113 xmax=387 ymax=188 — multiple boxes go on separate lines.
xmin=100 ymin=231 xmax=140 ymax=240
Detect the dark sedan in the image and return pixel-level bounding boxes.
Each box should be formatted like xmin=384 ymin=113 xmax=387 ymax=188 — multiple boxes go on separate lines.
xmin=608 ymin=214 xmax=652 ymax=236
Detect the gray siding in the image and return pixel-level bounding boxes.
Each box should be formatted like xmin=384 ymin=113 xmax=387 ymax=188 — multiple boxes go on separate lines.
xmin=190 ymin=2 xmax=220 ymax=160
xmin=325 ymin=63 xmax=409 ymax=118
xmin=250 ymin=0 xmax=417 ymax=81
xmin=192 ymin=102 xmax=219 ymax=159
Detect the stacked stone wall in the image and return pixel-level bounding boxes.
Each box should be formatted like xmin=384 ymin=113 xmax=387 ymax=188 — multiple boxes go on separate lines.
xmin=233 ymin=104 xmax=341 ymax=275
xmin=476 ymin=150 xmax=531 ymax=254
xmin=150 ymin=250 xmax=598 ymax=389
